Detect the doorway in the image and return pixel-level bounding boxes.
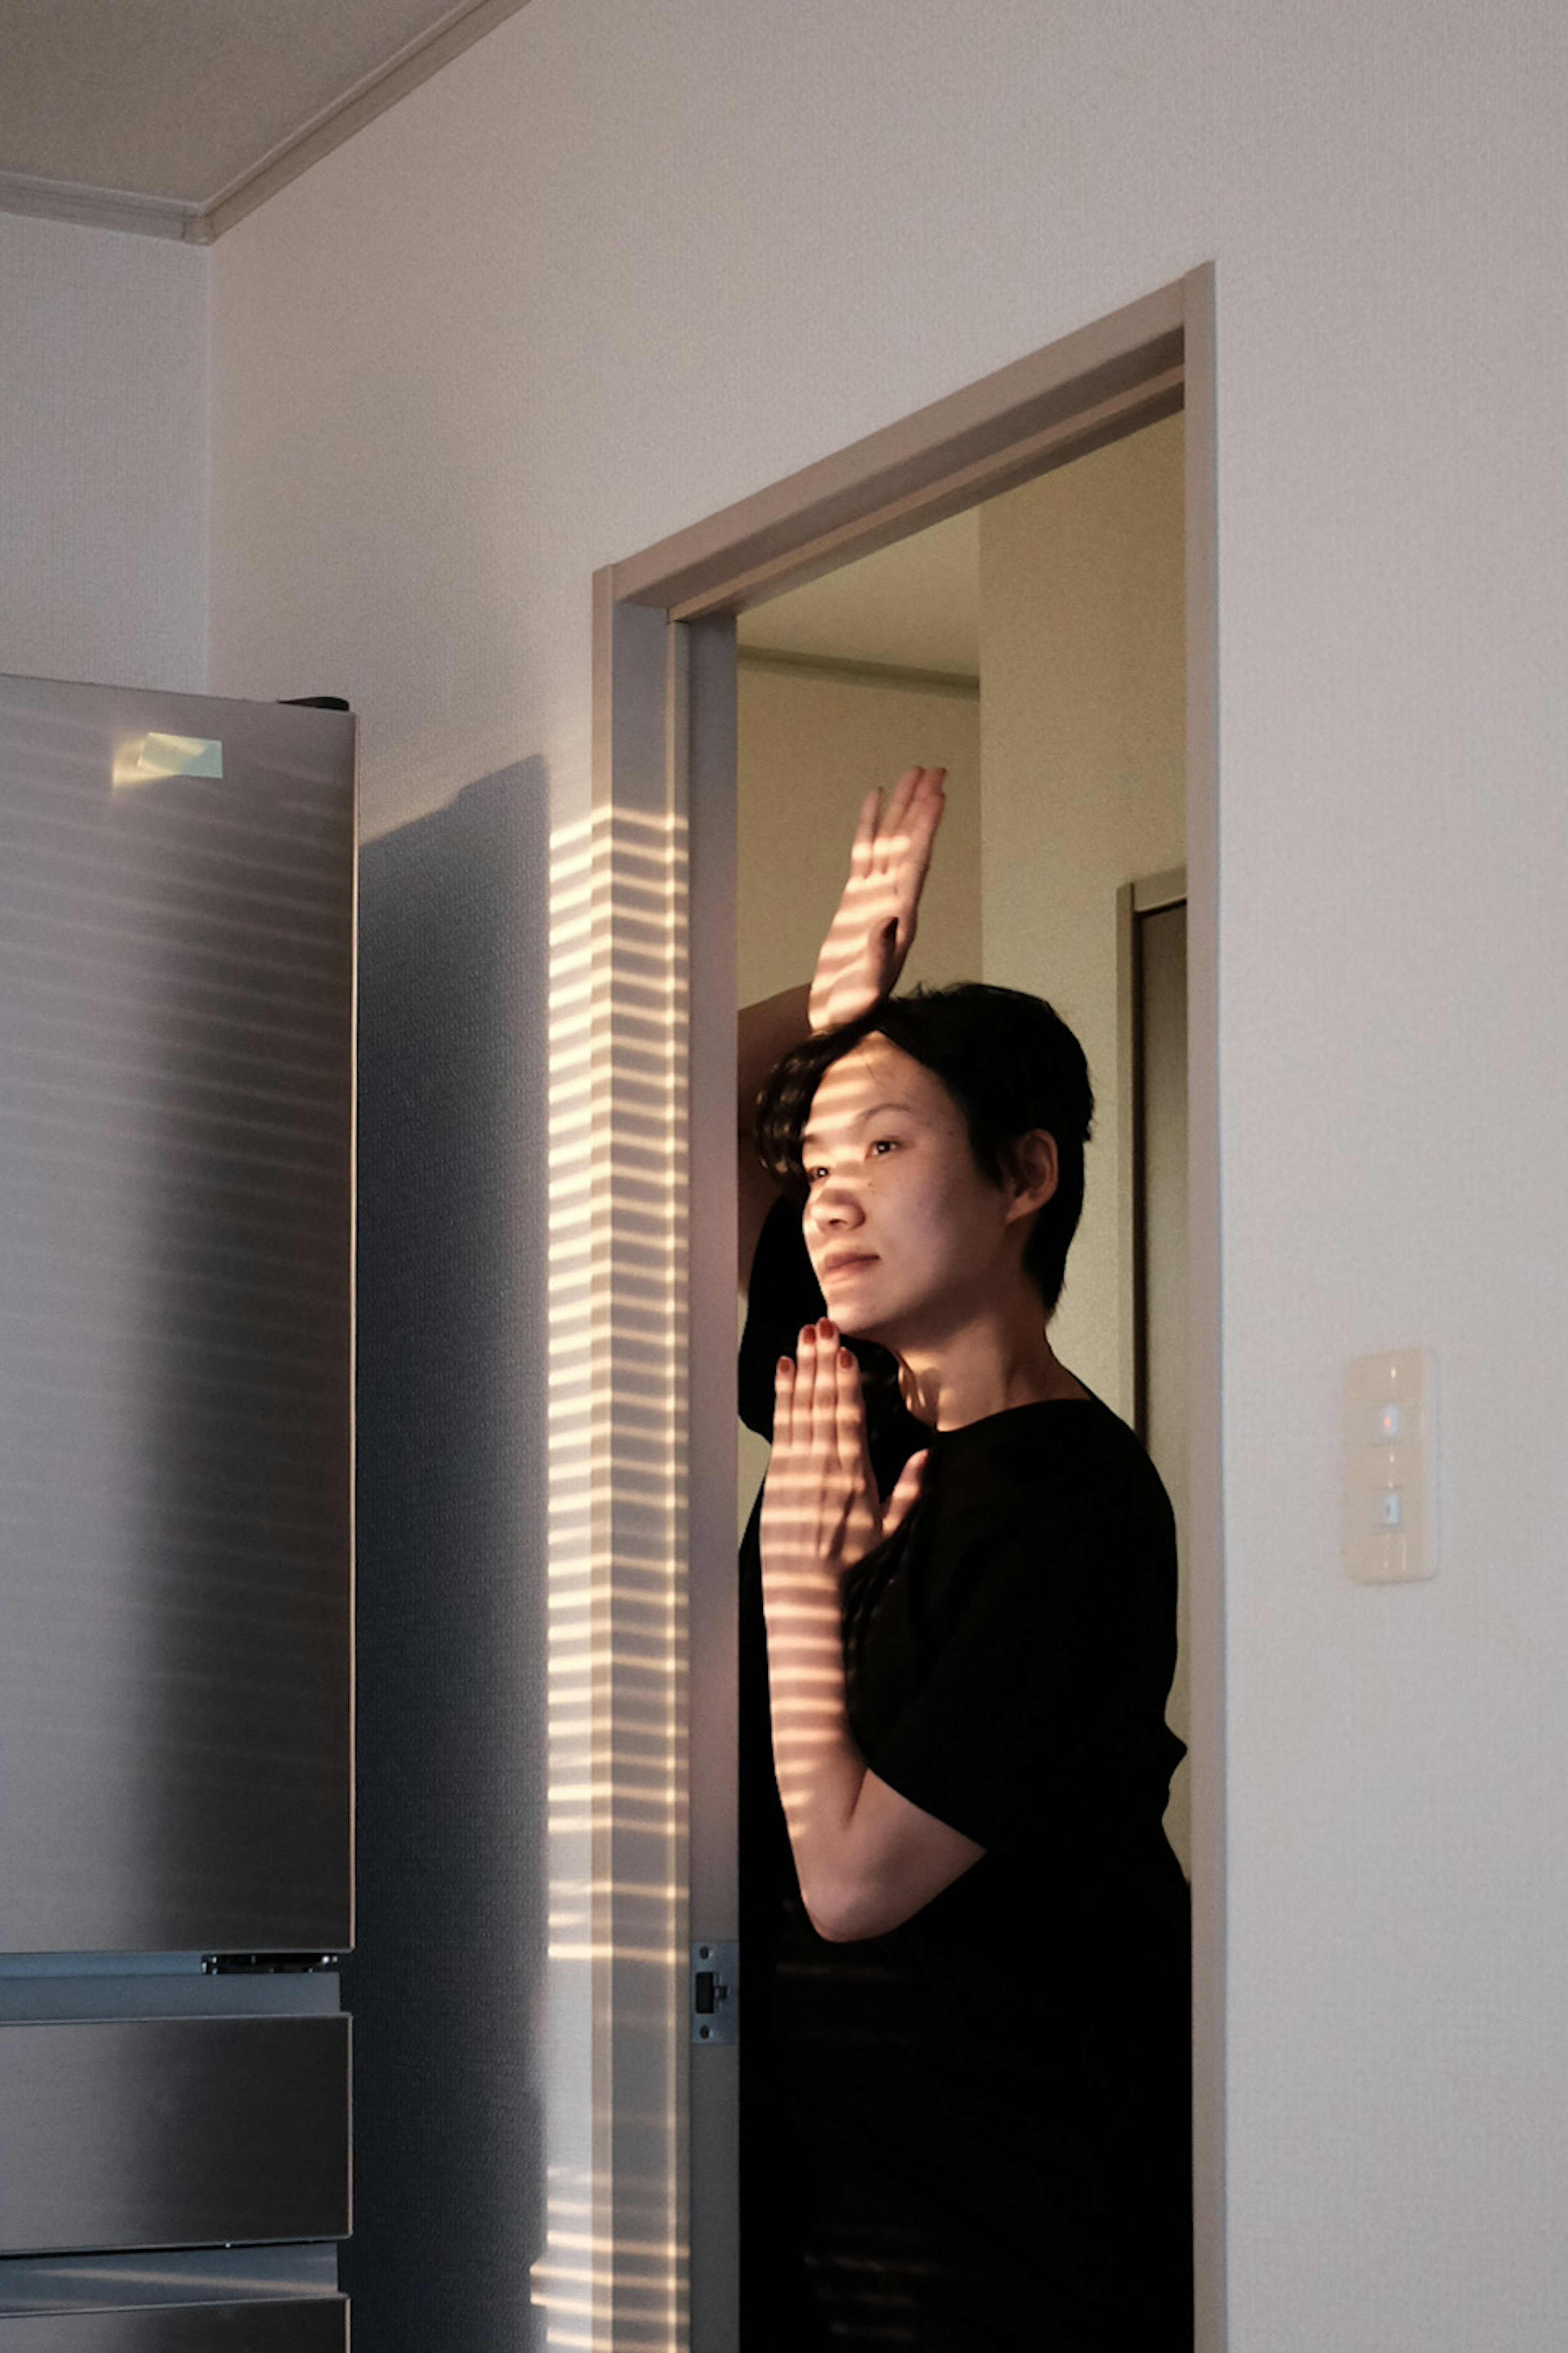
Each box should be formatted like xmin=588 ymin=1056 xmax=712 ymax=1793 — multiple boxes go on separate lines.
xmin=737 ymin=412 xmax=1189 ymax=1846
xmin=548 ymin=268 xmax=1221 ymax=2353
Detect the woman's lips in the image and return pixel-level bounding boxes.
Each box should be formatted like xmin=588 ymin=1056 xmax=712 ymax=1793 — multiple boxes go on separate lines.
xmin=820 ymin=1252 xmax=878 ymax=1278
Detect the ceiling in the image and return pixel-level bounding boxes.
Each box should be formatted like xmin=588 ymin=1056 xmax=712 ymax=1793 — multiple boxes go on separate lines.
xmin=738 ymin=507 xmax=980 ymax=681
xmin=0 ymin=0 xmax=981 ymax=673
xmin=0 ymin=0 xmax=529 ymax=241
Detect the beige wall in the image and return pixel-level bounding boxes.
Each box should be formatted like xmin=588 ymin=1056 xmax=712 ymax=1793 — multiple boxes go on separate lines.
xmin=980 ymin=413 xmax=1186 ymax=1417
xmin=736 ymin=657 xmax=982 ymax=1007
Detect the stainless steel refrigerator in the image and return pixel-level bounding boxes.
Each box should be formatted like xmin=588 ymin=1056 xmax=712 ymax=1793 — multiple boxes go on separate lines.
xmin=0 ymin=675 xmax=356 ymax=2348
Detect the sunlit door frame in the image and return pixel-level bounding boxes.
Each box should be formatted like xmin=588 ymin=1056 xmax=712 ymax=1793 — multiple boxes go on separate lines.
xmin=559 ymin=265 xmax=1222 ymax=2353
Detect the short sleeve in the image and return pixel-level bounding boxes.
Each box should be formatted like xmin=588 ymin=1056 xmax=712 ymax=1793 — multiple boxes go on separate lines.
xmin=737 ymin=1194 xmax=823 ymax=1439
xmin=864 ymin=1491 xmax=1182 ymax=1881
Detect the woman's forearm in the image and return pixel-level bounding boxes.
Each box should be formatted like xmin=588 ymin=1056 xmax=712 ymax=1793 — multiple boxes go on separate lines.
xmin=762 ymin=1575 xmax=871 ymax=1936
xmin=764 ymin=1594 xmax=982 ymax=1945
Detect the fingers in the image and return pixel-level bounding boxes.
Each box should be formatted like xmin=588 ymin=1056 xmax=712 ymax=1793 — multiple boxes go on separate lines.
xmin=875 ymin=768 xmax=945 ymax=900
xmin=905 ymin=767 xmax=945 ymax=862
xmin=882 ymin=763 xmax=944 ymax=832
xmin=872 ymin=766 xmax=929 ymax=864
xmin=781 ymin=1317 xmax=835 ymax=1447
xmin=878 ymin=764 xmax=924 ymax=846
xmin=882 ymin=1448 xmax=928 ymax=1542
xmin=786 ymin=1321 xmax=868 ymax=1477
xmin=773 ymin=1349 xmax=795 ymax=1453
xmin=794 ymin=1318 xmax=818 ymax=1435
xmin=848 ymin=785 xmax=882 ymax=874
xmin=882 ymin=768 xmax=944 ymax=957
xmin=813 ymin=771 xmax=946 ymax=1032
xmin=772 ymin=1324 xmax=916 ymax=1576
xmin=807 ymin=1322 xmax=837 ymax=1468
xmin=831 ymin=1340 xmax=869 ymax=1481
xmin=893 ymin=792 xmax=943 ymax=929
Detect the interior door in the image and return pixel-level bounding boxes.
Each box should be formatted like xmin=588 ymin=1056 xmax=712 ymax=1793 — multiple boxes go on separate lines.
xmin=1134 ymin=881 xmax=1189 ymax=1870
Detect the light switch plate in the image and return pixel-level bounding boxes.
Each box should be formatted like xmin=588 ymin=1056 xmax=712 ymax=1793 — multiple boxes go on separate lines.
xmin=1343 ymin=1349 xmax=1437 ymax=1583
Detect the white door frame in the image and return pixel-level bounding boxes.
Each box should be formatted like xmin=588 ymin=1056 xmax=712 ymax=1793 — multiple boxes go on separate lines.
xmin=548 ymin=265 xmax=1223 ymax=2353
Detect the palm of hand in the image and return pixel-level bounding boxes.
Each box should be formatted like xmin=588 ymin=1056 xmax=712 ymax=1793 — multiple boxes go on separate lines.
xmin=808 ymin=767 xmax=944 ymax=1032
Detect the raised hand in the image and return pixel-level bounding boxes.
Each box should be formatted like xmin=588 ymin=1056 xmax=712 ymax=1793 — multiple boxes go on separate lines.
xmin=807 ymin=766 xmax=946 ymax=1034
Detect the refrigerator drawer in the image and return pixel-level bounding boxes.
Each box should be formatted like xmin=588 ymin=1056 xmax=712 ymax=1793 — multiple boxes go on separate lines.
xmin=0 ymin=2019 xmax=349 ymax=2255
xmin=0 ymin=2307 xmax=344 ymax=2351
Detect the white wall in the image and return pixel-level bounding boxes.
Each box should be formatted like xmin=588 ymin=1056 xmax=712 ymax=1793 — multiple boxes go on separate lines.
xmin=981 ymin=413 xmax=1186 ymax=1417
xmin=206 ymin=1 xmax=1568 ymax=2346
xmin=0 ymin=214 xmax=207 ymax=692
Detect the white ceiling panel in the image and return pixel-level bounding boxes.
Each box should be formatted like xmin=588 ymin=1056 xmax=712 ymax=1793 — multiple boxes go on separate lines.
xmin=738 ymin=507 xmax=980 ymax=680
xmin=0 ymin=0 xmax=528 ymax=235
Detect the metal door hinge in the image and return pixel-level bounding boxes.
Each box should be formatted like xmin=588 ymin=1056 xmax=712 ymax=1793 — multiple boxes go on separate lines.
xmin=690 ymin=1941 xmax=739 ymax=2045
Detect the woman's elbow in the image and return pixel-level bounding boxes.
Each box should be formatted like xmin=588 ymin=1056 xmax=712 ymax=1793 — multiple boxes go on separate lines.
xmin=800 ymin=1821 xmax=984 ymax=1942
xmin=802 ymin=1878 xmax=902 ymax=1945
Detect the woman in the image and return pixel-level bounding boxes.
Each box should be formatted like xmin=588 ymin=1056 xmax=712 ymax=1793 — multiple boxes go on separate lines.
xmin=737 ymin=768 xmax=1192 ymax=2350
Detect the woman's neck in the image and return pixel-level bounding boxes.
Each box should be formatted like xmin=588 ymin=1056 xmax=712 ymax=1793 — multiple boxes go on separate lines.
xmin=893 ymin=1304 xmax=1087 ymax=1431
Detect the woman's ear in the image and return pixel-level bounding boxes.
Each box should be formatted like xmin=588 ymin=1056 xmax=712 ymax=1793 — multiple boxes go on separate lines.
xmin=1003 ymin=1129 xmax=1059 ymax=1223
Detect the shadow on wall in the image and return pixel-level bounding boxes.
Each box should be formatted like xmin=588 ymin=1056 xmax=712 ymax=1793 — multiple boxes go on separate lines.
xmin=343 ymin=760 xmax=550 ymax=2353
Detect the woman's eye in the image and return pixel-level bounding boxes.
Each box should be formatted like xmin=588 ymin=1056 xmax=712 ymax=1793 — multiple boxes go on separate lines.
xmin=805 ymin=1165 xmax=829 ymax=1185
xmin=870 ymin=1138 xmax=900 ymax=1156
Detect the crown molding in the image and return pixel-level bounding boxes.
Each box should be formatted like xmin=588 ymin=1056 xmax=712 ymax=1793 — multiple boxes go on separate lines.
xmin=198 ymin=0 xmax=531 ymax=242
xmin=0 ymin=0 xmax=531 ymax=245
xmin=0 ymin=170 xmax=199 ymax=242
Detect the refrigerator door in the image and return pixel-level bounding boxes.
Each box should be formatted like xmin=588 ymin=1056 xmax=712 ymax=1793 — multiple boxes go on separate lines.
xmin=0 ymin=677 xmax=355 ymax=1955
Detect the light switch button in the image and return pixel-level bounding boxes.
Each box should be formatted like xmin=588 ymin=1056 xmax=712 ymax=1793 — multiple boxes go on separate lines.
xmin=1344 ymin=1350 xmax=1437 ymax=1582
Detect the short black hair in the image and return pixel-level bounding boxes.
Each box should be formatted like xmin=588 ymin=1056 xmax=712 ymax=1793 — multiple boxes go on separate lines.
xmin=754 ymin=982 xmax=1094 ymax=1316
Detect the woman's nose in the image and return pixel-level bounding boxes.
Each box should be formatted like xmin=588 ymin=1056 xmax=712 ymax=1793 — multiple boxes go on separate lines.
xmin=809 ymin=1177 xmax=863 ymax=1230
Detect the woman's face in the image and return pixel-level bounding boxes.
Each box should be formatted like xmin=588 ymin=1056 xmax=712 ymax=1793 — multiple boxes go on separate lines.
xmin=800 ymin=1035 xmax=1033 ymax=1348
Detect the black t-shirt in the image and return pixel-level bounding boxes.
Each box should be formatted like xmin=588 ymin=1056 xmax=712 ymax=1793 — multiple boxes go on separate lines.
xmin=738 ymin=1195 xmax=1193 ymax=2352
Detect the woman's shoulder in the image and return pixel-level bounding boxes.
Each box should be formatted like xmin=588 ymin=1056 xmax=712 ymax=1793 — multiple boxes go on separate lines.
xmin=925 ymin=1392 xmax=1176 ymax=1561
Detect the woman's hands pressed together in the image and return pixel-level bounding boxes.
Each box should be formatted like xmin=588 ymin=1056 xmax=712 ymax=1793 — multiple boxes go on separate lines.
xmin=762 ymin=1319 xmax=925 ymax=1607
xmin=758 ymin=1321 xmax=986 ymax=1945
